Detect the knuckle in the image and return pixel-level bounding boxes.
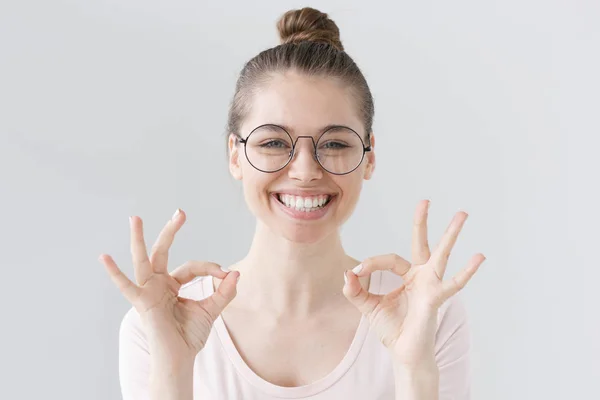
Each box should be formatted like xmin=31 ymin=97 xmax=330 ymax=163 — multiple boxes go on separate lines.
xmin=361 ymin=258 xmax=370 ymax=269
xmin=208 ymin=262 xmax=222 ymax=271
xmin=452 ymin=276 xmax=464 ymax=290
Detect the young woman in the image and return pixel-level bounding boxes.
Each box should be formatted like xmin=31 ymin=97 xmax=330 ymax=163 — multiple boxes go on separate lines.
xmin=99 ymin=7 xmax=485 ymax=400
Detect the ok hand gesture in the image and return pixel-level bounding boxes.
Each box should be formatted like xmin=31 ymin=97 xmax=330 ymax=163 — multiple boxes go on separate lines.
xmin=98 ymin=209 xmax=240 ymax=366
xmin=343 ymin=200 xmax=485 ymax=368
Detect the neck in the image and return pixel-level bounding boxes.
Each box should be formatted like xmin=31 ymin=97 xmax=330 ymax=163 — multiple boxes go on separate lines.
xmin=229 ymin=220 xmax=361 ymax=318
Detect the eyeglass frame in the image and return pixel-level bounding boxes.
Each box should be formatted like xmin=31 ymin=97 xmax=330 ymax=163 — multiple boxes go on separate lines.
xmin=232 ymin=123 xmax=372 ymax=175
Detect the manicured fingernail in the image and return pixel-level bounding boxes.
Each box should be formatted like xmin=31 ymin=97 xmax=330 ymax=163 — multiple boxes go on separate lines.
xmin=343 ymin=271 xmax=348 ymax=284
xmin=172 ymin=208 xmax=180 ymax=220
xmin=352 ymin=264 xmax=363 ymax=275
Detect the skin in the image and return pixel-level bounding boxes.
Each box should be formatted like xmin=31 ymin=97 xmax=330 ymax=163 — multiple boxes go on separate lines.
xmin=98 ymin=69 xmax=485 ymax=400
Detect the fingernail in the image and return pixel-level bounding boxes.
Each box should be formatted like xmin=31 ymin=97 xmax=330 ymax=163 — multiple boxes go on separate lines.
xmin=172 ymin=208 xmax=180 ymax=220
xmin=352 ymin=264 xmax=363 ymax=275
xmin=220 ymin=266 xmax=228 ymax=273
xmin=236 ymin=273 xmax=240 ymax=283
xmin=343 ymin=271 xmax=348 ymax=284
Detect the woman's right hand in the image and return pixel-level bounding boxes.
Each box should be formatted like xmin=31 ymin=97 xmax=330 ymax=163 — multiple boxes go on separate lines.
xmin=98 ymin=209 xmax=239 ymax=368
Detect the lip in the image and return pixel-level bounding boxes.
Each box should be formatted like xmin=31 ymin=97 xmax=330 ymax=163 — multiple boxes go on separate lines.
xmin=271 ymin=193 xmax=336 ymax=221
xmin=272 ymin=189 xmax=336 ymax=197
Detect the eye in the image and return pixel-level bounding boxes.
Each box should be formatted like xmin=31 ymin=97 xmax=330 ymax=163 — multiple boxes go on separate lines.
xmin=260 ymin=140 xmax=289 ymax=148
xmin=321 ymin=141 xmax=349 ymax=149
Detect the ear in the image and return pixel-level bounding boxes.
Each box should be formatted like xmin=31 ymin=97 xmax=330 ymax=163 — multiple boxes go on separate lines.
xmin=228 ymin=133 xmax=243 ymax=180
xmin=363 ymin=132 xmax=376 ymax=180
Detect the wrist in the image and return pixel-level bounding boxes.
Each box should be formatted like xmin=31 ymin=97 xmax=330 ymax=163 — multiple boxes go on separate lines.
xmin=150 ymin=354 xmax=195 ymax=376
xmin=393 ymin=362 xmax=439 ymax=379
xmin=149 ymin=356 xmax=195 ymax=400
xmin=149 ymin=370 xmax=194 ymax=400
xmin=393 ymin=362 xmax=439 ymax=400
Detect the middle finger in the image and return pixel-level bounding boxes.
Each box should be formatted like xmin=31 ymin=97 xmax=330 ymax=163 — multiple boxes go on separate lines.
xmin=411 ymin=199 xmax=431 ymax=265
xmin=130 ymin=215 xmax=152 ymax=285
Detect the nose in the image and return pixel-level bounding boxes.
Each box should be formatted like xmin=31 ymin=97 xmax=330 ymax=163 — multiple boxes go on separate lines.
xmin=287 ymin=136 xmax=323 ymax=182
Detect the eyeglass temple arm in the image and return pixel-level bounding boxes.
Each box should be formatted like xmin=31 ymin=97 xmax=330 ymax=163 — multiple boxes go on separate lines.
xmin=232 ymin=133 xmax=247 ymax=144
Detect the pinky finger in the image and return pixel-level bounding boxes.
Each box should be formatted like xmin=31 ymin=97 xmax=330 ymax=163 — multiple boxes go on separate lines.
xmin=440 ymin=254 xmax=486 ymax=300
xmin=99 ymin=254 xmax=140 ymax=304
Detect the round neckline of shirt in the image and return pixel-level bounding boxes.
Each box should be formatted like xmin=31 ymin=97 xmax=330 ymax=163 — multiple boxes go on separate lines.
xmin=204 ymin=269 xmax=382 ymax=398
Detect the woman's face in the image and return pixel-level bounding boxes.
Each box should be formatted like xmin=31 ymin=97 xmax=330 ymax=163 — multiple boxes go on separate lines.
xmin=228 ymin=71 xmax=376 ymax=243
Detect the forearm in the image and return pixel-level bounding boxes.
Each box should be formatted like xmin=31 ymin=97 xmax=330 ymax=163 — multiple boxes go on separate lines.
xmin=149 ymin=358 xmax=195 ymax=400
xmin=393 ymin=361 xmax=439 ymax=400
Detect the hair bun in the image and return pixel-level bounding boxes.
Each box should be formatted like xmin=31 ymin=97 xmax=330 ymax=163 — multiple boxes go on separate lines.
xmin=277 ymin=7 xmax=344 ymax=51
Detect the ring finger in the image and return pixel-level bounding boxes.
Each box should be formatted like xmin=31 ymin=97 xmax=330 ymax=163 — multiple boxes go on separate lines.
xmin=149 ymin=209 xmax=187 ymax=274
xmin=431 ymin=211 xmax=468 ymax=279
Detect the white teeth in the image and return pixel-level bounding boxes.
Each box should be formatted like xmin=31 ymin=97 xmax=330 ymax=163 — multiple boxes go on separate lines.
xmin=277 ymin=194 xmax=331 ymax=212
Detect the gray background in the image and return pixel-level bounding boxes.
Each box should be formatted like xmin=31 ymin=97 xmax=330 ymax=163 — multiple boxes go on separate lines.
xmin=1 ymin=0 xmax=598 ymax=399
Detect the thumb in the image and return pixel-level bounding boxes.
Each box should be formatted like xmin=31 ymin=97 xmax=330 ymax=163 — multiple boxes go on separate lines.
xmin=342 ymin=270 xmax=382 ymax=318
xmin=197 ymin=270 xmax=240 ymax=322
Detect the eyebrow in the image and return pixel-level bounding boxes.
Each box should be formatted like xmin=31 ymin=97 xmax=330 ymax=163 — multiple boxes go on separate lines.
xmin=264 ymin=123 xmax=357 ymax=135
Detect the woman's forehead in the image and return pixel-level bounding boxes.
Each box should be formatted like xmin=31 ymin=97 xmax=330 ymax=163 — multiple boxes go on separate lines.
xmin=244 ymin=74 xmax=362 ymax=134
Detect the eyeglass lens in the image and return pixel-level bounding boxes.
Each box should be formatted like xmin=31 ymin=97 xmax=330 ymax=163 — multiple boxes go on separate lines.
xmin=244 ymin=125 xmax=365 ymax=174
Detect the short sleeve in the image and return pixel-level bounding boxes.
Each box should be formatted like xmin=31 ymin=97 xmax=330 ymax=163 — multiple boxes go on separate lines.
xmin=435 ymin=294 xmax=472 ymax=400
xmin=119 ymin=307 xmax=151 ymax=400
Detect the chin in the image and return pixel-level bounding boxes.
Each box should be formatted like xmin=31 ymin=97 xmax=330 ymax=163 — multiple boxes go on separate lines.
xmin=278 ymin=224 xmax=335 ymax=244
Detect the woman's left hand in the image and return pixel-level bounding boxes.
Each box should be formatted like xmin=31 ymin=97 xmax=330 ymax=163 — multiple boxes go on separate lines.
xmin=342 ymin=199 xmax=486 ymax=368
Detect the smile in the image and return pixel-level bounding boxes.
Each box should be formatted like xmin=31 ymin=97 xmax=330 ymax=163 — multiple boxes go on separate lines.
xmin=275 ymin=193 xmax=332 ymax=212
xmin=272 ymin=193 xmax=336 ymax=220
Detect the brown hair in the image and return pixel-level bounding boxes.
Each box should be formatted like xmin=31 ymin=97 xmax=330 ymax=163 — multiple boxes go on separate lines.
xmin=226 ymin=7 xmax=375 ymax=153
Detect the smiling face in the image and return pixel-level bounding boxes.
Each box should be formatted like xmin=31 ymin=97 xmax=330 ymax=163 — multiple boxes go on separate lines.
xmin=228 ymin=70 xmax=376 ymax=243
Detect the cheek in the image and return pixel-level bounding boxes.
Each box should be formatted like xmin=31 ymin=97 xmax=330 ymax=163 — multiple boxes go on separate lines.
xmin=241 ymin=167 xmax=279 ymax=206
xmin=333 ymin=176 xmax=363 ymax=207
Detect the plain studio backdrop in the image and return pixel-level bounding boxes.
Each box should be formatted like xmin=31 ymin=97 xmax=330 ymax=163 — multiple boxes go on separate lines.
xmin=1 ymin=0 xmax=598 ymax=399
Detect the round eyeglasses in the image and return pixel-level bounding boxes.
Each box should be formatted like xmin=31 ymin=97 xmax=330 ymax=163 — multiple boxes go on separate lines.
xmin=233 ymin=124 xmax=372 ymax=175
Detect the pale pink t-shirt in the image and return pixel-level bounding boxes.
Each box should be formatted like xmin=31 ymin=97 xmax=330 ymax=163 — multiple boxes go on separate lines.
xmin=119 ymin=269 xmax=471 ymax=399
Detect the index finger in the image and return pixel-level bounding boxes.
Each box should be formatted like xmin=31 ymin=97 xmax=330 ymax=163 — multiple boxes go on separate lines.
xmin=353 ymin=253 xmax=411 ymax=278
xmin=170 ymin=260 xmax=229 ymax=287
